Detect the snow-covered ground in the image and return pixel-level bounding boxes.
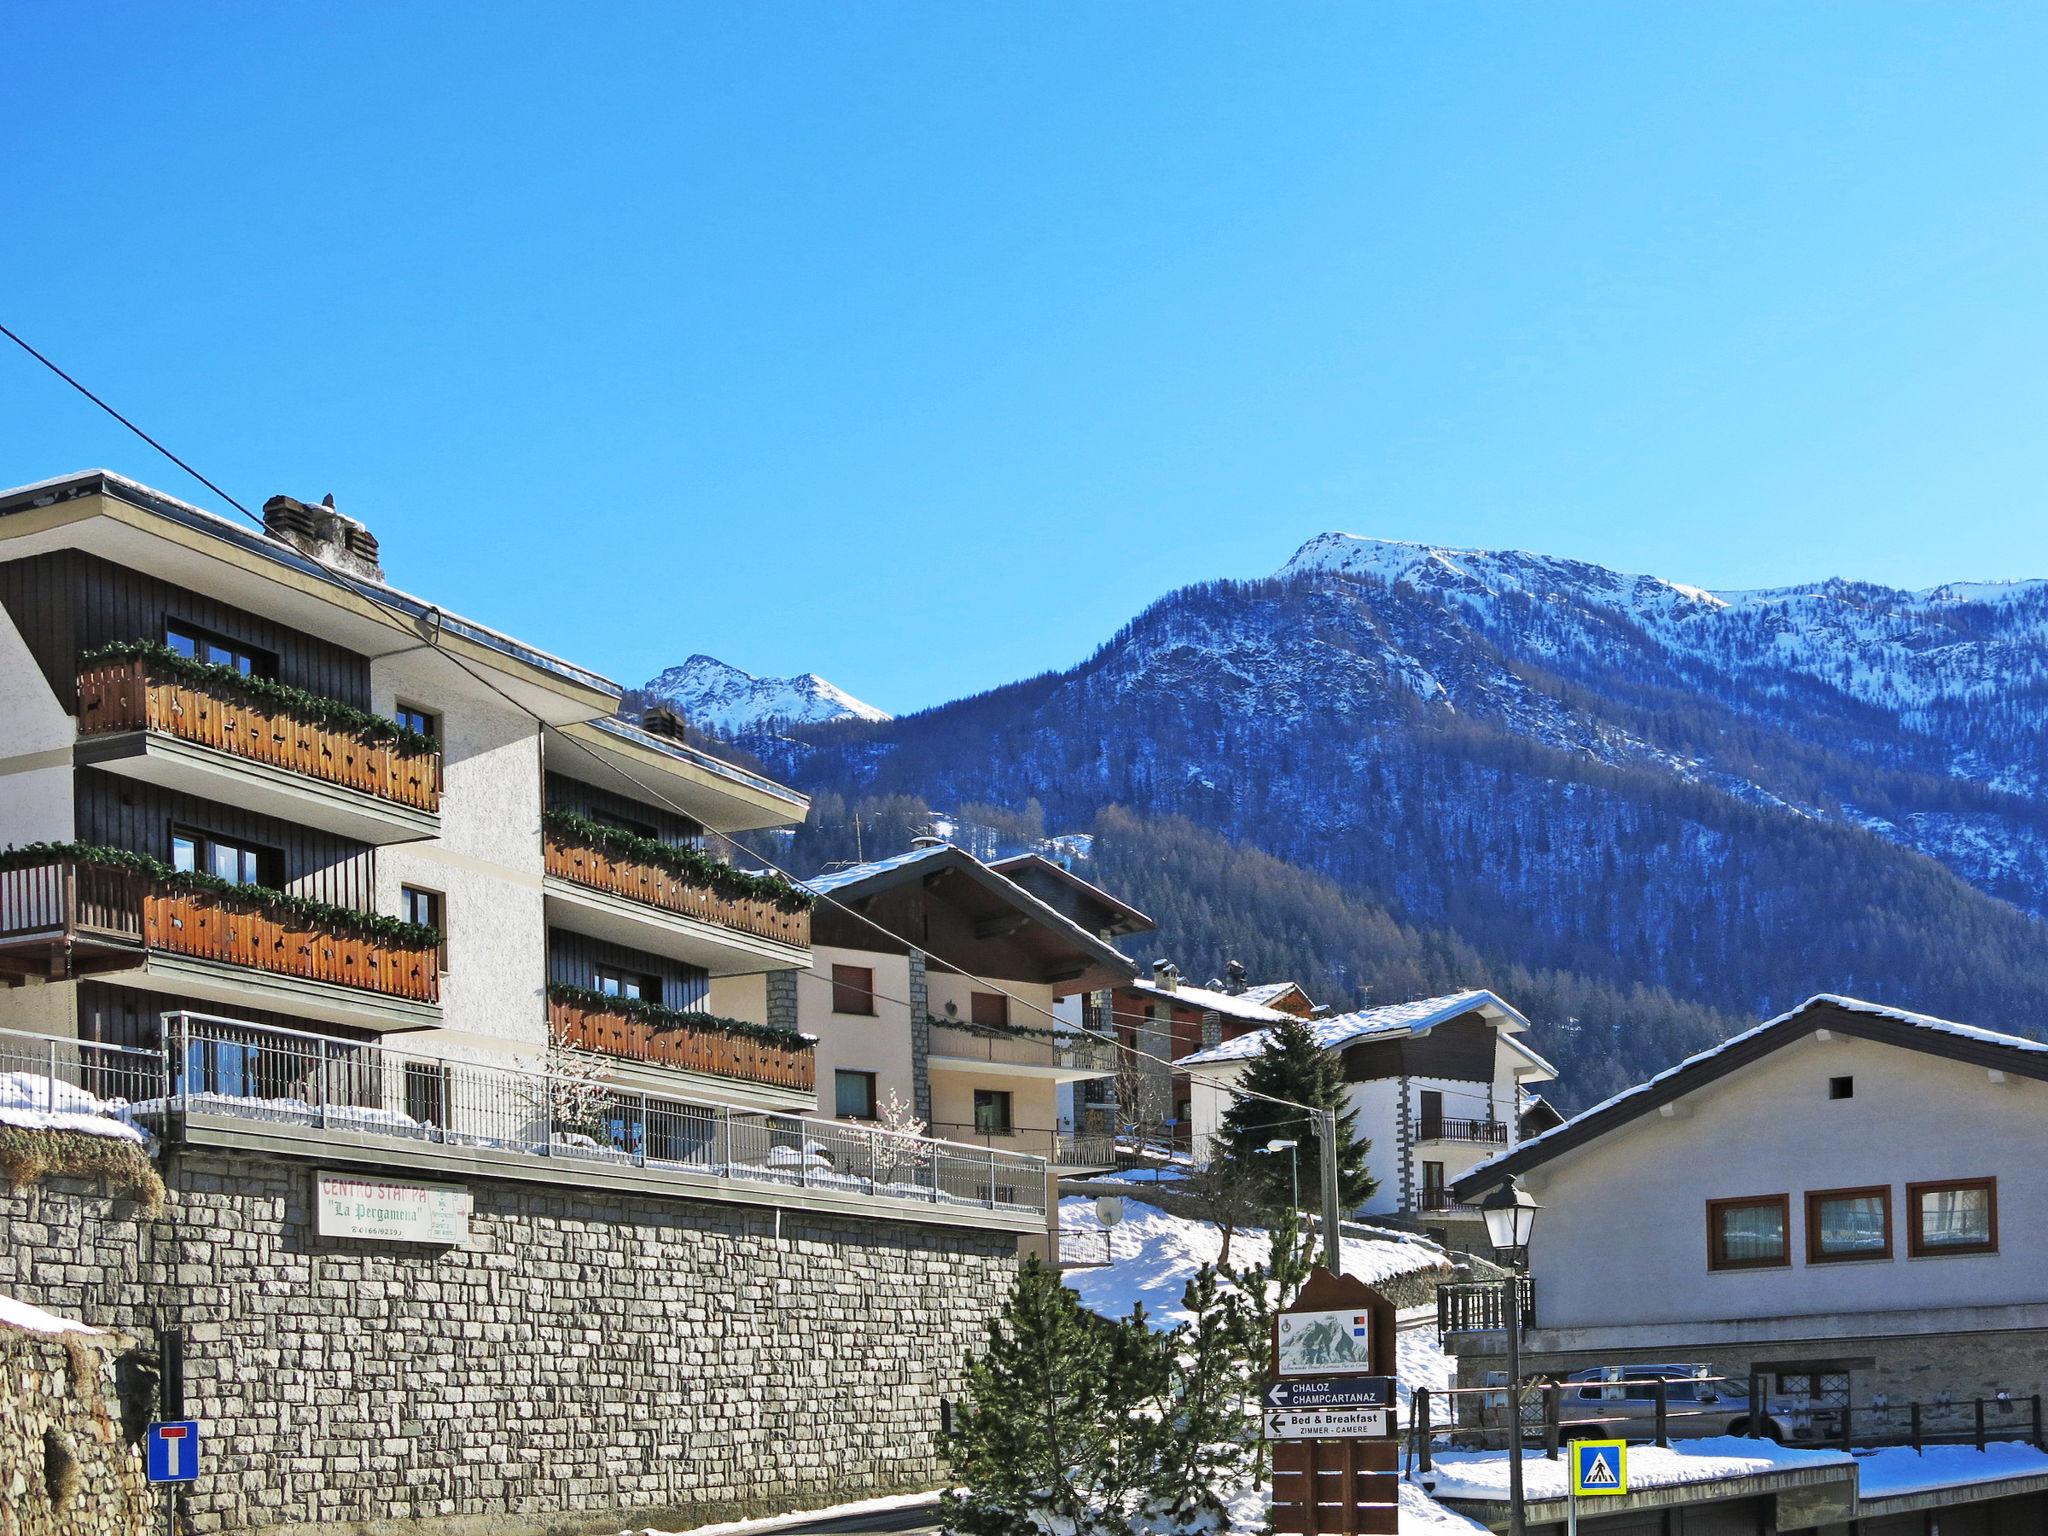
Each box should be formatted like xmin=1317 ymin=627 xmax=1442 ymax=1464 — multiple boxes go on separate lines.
xmin=630 ymin=1490 xmax=939 ymax=1536
xmin=1426 ymin=1436 xmax=1854 ymax=1501
xmin=1856 ymin=1439 xmax=2048 ymax=1498
xmin=0 ymin=1072 xmax=145 ymax=1142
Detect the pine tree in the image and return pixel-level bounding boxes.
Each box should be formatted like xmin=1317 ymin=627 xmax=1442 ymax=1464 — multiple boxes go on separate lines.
xmin=1213 ymin=1014 xmax=1376 ymax=1214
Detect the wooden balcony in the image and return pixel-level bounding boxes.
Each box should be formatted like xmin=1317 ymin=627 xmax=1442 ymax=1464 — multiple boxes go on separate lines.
xmin=549 ymin=993 xmax=815 ymax=1093
xmin=77 ymin=656 xmax=442 ymax=814
xmin=542 ymin=830 xmax=811 ymax=952
xmin=0 ymin=856 xmax=438 ymax=1004
xmin=1415 ymin=1115 xmax=1510 ymax=1146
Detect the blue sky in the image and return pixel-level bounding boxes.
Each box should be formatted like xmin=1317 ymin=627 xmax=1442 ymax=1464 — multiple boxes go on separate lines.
xmin=7 ymin=5 xmax=2048 ymax=714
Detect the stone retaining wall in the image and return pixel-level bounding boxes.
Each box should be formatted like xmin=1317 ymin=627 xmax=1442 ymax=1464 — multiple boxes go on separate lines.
xmin=0 ymin=1318 xmax=151 ymax=1536
xmin=2 ymin=1145 xmax=1015 ymax=1536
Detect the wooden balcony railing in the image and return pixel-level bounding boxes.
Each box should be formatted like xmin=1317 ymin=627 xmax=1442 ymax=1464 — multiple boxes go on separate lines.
xmin=1435 ymin=1277 xmax=1534 ymax=1339
xmin=543 ymin=831 xmax=811 ymax=949
xmin=77 ymin=656 xmax=442 ymax=812
xmin=0 ymin=858 xmax=438 ymax=1002
xmin=549 ymin=994 xmax=815 ymax=1093
xmin=1415 ymin=1115 xmax=1510 ymax=1145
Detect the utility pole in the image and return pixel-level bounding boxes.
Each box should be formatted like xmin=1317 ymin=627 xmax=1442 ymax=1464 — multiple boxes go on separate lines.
xmin=1310 ymin=1106 xmax=1343 ymax=1273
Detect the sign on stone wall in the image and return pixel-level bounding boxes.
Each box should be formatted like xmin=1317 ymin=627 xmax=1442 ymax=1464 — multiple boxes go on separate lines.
xmin=315 ymin=1172 xmax=471 ymax=1245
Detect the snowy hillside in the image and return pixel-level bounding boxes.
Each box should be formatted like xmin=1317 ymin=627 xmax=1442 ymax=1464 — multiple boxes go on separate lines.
xmin=632 ymin=655 xmax=888 ymax=735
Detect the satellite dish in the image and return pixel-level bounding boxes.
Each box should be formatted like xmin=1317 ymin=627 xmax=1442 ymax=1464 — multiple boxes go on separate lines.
xmin=1095 ymin=1195 xmax=1125 ymax=1228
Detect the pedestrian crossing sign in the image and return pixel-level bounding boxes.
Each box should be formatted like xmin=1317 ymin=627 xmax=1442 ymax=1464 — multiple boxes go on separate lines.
xmin=1571 ymin=1439 xmax=1627 ymax=1497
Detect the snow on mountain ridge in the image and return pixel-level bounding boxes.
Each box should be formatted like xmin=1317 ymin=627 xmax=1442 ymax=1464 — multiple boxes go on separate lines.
xmin=637 ymin=655 xmax=889 ymax=735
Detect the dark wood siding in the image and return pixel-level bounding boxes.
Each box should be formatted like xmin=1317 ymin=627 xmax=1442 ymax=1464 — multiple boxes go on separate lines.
xmin=544 ymin=771 xmax=704 ymax=847
xmin=545 ymin=928 xmax=709 ymax=1012
xmin=74 ymin=770 xmax=376 ymax=910
xmin=1339 ymin=1012 xmax=1500 ymax=1084
xmin=75 ymin=981 xmax=376 ymax=1052
xmin=0 ymin=549 xmax=371 ymax=709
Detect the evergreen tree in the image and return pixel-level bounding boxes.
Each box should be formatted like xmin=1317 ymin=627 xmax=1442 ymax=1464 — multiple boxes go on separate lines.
xmin=1214 ymin=1015 xmax=1376 ymax=1214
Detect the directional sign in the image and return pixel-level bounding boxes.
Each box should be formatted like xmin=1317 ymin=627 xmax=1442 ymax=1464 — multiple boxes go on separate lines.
xmin=145 ymin=1421 xmax=200 ymax=1484
xmin=1264 ymin=1407 xmax=1393 ymax=1442
xmin=1571 ymin=1439 xmax=1627 ymax=1497
xmin=1262 ymin=1375 xmax=1394 ymax=1411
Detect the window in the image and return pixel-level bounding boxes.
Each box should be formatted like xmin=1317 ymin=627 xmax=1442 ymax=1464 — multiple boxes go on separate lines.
xmin=969 ymin=991 xmax=1009 ymax=1028
xmin=1806 ymin=1186 xmax=1893 ymax=1263
xmin=164 ymin=620 xmax=275 ymax=678
xmin=973 ymin=1089 xmax=1013 ymax=1135
xmin=403 ymin=1060 xmax=447 ymax=1129
xmin=1421 ymin=1160 xmax=1448 ymax=1208
xmin=401 ymin=886 xmax=446 ymax=970
xmin=834 ymin=1070 xmax=878 ymax=1120
xmin=394 ymin=703 xmax=438 ymax=742
xmin=1419 ymin=1088 xmax=1445 ymax=1139
xmin=1907 ymin=1178 xmax=1997 ymax=1257
xmin=594 ymin=967 xmax=661 ymax=1004
xmin=1829 ymin=1075 xmax=1854 ymax=1100
xmin=593 ymin=808 xmax=659 ymax=840
xmin=1707 ymin=1194 xmax=1791 ymax=1270
xmin=831 ymin=964 xmax=875 ymax=1016
xmin=170 ymin=826 xmax=275 ymax=888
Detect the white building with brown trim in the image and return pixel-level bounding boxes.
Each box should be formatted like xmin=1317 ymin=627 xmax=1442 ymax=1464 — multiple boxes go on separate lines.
xmin=1448 ymin=994 xmax=2048 ymax=1422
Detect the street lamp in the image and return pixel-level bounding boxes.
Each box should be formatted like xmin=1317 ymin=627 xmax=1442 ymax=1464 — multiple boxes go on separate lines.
xmin=1259 ymin=1137 xmax=1301 ymax=1210
xmin=1479 ymin=1175 xmax=1543 ymax=1536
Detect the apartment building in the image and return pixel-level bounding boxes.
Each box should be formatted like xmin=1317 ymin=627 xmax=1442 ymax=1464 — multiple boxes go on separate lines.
xmin=740 ymin=841 xmax=1136 ymax=1177
xmin=0 ymin=469 xmax=827 ymax=1116
xmin=1446 ymin=994 xmax=2048 ymax=1421
xmin=1180 ymin=988 xmax=1557 ymax=1249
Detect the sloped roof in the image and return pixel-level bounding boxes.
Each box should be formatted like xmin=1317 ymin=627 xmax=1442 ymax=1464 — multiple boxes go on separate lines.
xmin=804 ymin=843 xmax=954 ymax=896
xmin=1124 ymin=976 xmax=1298 ymax=1025
xmin=1239 ymin=980 xmax=1311 ymax=1009
xmin=1451 ymin=994 xmax=2048 ymax=1200
xmin=988 ymin=853 xmax=1156 ymax=937
xmin=1178 ymin=988 xmax=1546 ymax=1068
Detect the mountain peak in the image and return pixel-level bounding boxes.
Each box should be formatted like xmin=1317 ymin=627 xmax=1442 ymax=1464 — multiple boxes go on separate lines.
xmin=1279 ymin=531 xmax=1730 ymax=613
xmin=635 ymin=656 xmax=889 ymax=736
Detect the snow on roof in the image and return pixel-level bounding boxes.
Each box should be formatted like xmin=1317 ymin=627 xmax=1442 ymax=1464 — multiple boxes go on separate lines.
xmin=0 ymin=1293 xmax=104 ymax=1336
xmin=1428 ymin=1437 xmax=1852 ymax=1503
xmin=1237 ymin=981 xmax=1307 ymax=1008
xmin=802 ymin=842 xmax=955 ymax=896
xmin=1458 ymin=994 xmax=2048 ymax=1191
xmin=1178 ymin=989 xmax=1527 ymax=1067
xmin=1856 ymin=1439 xmax=2048 ymax=1499
xmin=1127 ymin=977 xmax=1297 ymax=1025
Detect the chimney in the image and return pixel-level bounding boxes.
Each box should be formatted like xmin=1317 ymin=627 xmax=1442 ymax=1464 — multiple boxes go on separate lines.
xmin=910 ymin=835 xmax=946 ymax=850
xmin=263 ymin=494 xmax=384 ymax=583
xmin=641 ymin=705 xmax=688 ymax=740
xmin=1224 ymin=959 xmax=1247 ymax=994
xmin=1151 ymin=959 xmax=1178 ymax=993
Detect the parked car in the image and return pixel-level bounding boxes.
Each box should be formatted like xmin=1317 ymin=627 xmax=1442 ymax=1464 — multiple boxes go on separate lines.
xmin=1455 ymin=1363 xmax=1816 ymax=1447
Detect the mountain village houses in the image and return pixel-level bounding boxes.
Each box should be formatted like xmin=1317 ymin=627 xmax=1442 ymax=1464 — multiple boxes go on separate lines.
xmin=5 ymin=466 xmax=2048 ymax=1533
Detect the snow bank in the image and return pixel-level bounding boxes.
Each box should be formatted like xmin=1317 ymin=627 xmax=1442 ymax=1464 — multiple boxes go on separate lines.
xmin=1855 ymin=1439 xmax=2048 ymax=1497
xmin=1426 ymin=1436 xmax=1852 ymax=1501
xmin=0 ymin=1073 xmax=145 ymax=1143
xmin=0 ymin=1293 xmax=104 ymax=1336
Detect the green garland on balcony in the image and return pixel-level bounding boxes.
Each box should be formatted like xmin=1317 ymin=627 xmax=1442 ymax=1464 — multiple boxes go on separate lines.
xmin=81 ymin=640 xmax=438 ymax=757
xmin=0 ymin=841 xmax=442 ymax=949
xmin=548 ymin=981 xmax=812 ymax=1051
xmin=542 ymin=809 xmax=815 ymax=913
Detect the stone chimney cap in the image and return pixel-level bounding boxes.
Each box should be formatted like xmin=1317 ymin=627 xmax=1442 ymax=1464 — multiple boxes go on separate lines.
xmin=263 ymin=493 xmax=384 ymax=584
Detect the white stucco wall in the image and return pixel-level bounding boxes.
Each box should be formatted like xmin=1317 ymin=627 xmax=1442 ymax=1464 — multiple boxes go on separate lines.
xmin=0 ymin=602 xmax=75 ymax=849
xmin=796 ymin=944 xmax=917 ymax=1120
xmin=371 ymin=654 xmax=547 ymax=1061
xmin=1522 ymin=1030 xmax=2048 ymax=1331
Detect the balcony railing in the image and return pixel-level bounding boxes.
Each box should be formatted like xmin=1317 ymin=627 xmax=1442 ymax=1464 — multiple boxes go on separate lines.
xmin=926 ymin=1022 xmax=1119 ymax=1075
xmin=1415 ymin=1115 xmax=1510 ymax=1145
xmin=1435 ymin=1277 xmax=1535 ymax=1340
xmin=930 ymin=1122 xmax=1117 ymax=1168
xmin=77 ymin=655 xmax=441 ymax=812
xmin=543 ymin=830 xmax=810 ymax=949
xmin=1416 ymin=1188 xmax=1481 ymax=1215
xmin=0 ymin=857 xmax=438 ymax=1003
xmin=549 ymin=993 xmax=814 ymax=1093
xmin=0 ymin=1017 xmax=1045 ymax=1221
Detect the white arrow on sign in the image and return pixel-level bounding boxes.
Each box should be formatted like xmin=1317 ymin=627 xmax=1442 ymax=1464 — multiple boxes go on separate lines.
xmin=1263 ymin=1407 xmax=1393 ymax=1441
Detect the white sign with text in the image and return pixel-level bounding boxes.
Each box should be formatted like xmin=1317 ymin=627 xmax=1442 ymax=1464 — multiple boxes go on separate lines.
xmin=316 ymin=1172 xmax=472 ymax=1245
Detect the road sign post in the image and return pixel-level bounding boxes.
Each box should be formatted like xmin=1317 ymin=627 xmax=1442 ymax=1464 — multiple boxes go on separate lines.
xmin=145 ymin=1421 xmax=200 ymax=1485
xmin=1566 ymin=1439 xmax=1627 ymax=1535
xmin=1268 ymin=1269 xmax=1401 ymax=1534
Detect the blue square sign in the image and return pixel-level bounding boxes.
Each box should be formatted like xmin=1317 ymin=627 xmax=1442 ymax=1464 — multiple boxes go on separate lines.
xmin=1571 ymin=1438 xmax=1627 ymax=1497
xmin=145 ymin=1421 xmax=200 ymax=1484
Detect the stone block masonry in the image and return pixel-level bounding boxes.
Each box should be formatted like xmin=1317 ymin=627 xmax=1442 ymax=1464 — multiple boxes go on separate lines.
xmin=1 ymin=1148 xmax=1016 ymax=1536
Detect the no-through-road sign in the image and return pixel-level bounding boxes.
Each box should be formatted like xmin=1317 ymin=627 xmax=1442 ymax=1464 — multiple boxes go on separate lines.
xmin=145 ymin=1421 xmax=200 ymax=1484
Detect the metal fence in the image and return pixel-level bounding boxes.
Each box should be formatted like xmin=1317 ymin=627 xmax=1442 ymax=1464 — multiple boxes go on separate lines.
xmin=0 ymin=1016 xmax=1048 ymax=1219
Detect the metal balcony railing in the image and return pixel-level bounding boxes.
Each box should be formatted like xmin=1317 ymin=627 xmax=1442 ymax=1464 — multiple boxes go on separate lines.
xmin=926 ymin=1022 xmax=1118 ymax=1074
xmin=929 ymin=1121 xmax=1117 ymax=1168
xmin=1414 ymin=1115 xmax=1510 ymax=1145
xmin=0 ymin=1018 xmax=1045 ymax=1220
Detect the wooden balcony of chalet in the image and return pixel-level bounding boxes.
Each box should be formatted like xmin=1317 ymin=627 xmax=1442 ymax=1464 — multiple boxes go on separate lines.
xmin=0 ymin=854 xmax=439 ymax=1021
xmin=75 ymin=654 xmax=442 ymax=845
xmin=548 ymin=990 xmax=815 ymax=1095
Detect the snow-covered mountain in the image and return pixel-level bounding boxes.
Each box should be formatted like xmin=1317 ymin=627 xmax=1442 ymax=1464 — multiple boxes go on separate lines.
xmin=758 ymin=531 xmax=2048 ymax=1079
xmin=631 ymin=655 xmax=888 ymax=736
